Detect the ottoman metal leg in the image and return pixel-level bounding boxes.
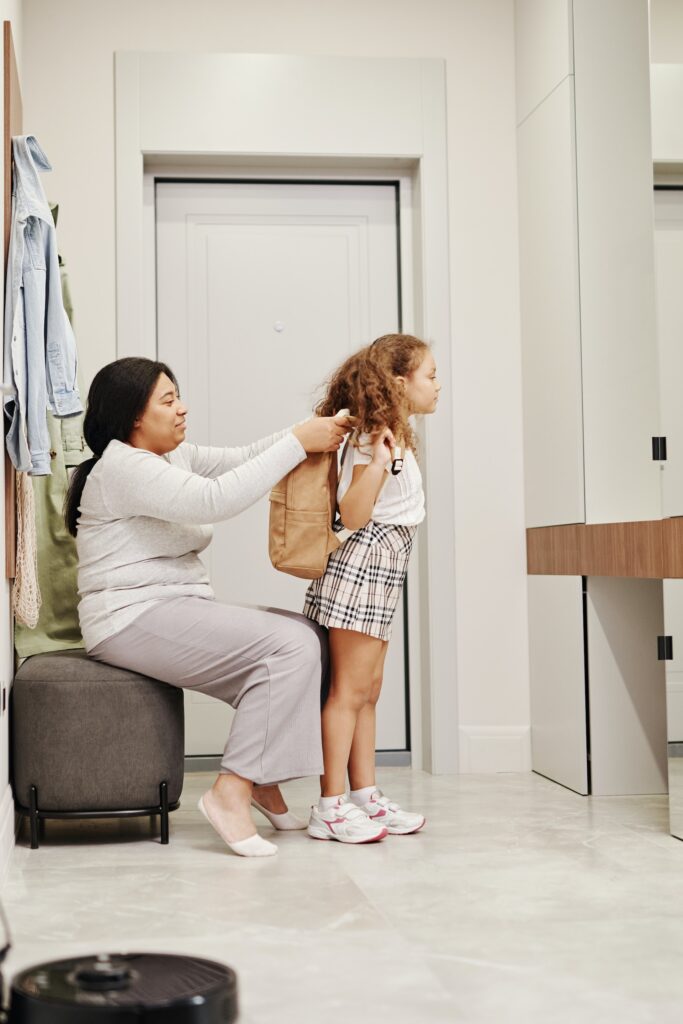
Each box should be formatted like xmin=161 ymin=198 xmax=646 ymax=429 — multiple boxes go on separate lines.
xmin=160 ymin=781 xmax=169 ymax=845
xmin=29 ymin=786 xmax=40 ymax=850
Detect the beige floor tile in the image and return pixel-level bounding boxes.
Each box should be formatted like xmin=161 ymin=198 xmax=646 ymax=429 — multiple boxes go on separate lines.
xmin=2 ymin=769 xmax=683 ymax=1023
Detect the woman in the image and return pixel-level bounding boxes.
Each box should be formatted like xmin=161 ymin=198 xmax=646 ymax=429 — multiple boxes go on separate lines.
xmin=65 ymin=357 xmax=348 ymax=857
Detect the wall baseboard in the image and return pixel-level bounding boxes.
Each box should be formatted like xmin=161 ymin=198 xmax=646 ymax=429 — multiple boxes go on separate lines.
xmin=185 ymin=751 xmax=412 ymax=773
xmin=459 ymin=726 xmax=532 ymax=774
xmin=0 ymin=784 xmax=15 ymax=889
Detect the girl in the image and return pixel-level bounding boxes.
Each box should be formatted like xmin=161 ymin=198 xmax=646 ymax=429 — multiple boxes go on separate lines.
xmin=303 ymin=334 xmax=440 ymax=843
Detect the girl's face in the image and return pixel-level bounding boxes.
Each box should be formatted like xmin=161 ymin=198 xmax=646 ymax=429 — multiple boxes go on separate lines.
xmin=403 ymin=351 xmax=441 ymax=415
xmin=129 ymin=372 xmax=188 ymax=455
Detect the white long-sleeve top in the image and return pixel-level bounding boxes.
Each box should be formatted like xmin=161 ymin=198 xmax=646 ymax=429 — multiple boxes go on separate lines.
xmin=77 ymin=428 xmax=305 ymax=651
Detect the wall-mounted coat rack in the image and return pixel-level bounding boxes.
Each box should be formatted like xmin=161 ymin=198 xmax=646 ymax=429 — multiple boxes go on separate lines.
xmin=4 ymin=20 xmax=21 ymax=580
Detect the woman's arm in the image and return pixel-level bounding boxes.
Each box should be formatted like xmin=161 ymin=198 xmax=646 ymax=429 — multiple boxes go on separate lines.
xmin=103 ymin=418 xmax=348 ymax=525
xmin=184 ymin=427 xmax=295 ymax=478
xmin=104 ymin=433 xmax=307 ymax=524
xmin=184 ymin=414 xmax=352 ymax=478
xmin=338 ymin=427 xmax=394 ymax=531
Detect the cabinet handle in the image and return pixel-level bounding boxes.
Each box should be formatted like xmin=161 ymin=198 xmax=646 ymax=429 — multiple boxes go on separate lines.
xmin=657 ymin=636 xmax=673 ymax=661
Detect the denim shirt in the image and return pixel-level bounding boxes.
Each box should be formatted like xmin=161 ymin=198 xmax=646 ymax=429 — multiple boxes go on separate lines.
xmin=3 ymin=136 xmax=82 ymax=475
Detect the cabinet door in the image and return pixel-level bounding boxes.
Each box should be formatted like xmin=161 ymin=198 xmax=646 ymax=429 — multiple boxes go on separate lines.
xmin=654 ymin=189 xmax=683 ymax=517
xmin=573 ymin=0 xmax=661 ymax=524
xmin=662 ymin=581 xmax=683 ymax=839
xmin=586 ymin=578 xmax=667 ymax=796
xmin=518 ymin=79 xmax=585 ymax=528
xmin=514 ymin=0 xmax=573 ymax=125
xmin=528 ymin=575 xmax=588 ymax=794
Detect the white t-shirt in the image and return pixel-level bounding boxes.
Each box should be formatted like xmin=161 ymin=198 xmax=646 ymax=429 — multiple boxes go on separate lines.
xmin=337 ymin=432 xmax=425 ymax=527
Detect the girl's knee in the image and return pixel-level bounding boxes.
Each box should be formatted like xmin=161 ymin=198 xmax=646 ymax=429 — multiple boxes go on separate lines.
xmin=327 ymin=678 xmax=373 ymax=712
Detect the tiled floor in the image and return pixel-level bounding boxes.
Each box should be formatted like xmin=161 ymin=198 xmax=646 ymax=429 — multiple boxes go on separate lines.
xmin=2 ymin=769 xmax=683 ymax=1022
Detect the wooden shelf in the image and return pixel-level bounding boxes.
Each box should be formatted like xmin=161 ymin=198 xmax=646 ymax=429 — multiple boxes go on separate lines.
xmin=527 ymin=519 xmax=683 ymax=579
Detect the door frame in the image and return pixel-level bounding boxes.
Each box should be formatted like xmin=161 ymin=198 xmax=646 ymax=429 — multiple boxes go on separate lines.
xmin=115 ymin=52 xmax=457 ymax=773
xmin=153 ymin=173 xmax=418 ymax=764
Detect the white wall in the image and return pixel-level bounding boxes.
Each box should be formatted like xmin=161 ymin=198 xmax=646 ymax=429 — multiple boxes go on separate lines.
xmin=21 ymin=0 xmax=530 ymax=772
xmin=651 ymin=0 xmax=683 ymax=61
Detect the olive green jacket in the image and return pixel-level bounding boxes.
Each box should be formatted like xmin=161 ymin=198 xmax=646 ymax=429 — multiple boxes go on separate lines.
xmin=14 ymin=218 xmax=89 ymax=658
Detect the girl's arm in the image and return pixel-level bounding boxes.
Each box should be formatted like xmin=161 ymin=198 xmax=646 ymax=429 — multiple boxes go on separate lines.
xmin=339 ymin=427 xmax=395 ymax=531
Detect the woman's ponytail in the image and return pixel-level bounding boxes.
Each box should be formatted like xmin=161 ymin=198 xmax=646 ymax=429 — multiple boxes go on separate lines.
xmin=63 ymin=357 xmax=178 ymax=537
xmin=64 ymin=456 xmax=99 ymax=537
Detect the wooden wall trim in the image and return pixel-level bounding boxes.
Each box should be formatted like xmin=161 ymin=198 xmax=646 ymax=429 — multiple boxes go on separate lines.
xmin=527 ymin=519 xmax=683 ymax=579
xmin=3 ymin=20 xmax=20 ymax=580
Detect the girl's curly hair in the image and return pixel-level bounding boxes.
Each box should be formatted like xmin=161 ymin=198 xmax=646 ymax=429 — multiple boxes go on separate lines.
xmin=315 ymin=333 xmax=429 ymax=451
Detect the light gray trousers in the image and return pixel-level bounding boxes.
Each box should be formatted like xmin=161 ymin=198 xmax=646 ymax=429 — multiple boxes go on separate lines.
xmin=89 ymin=596 xmax=327 ymax=785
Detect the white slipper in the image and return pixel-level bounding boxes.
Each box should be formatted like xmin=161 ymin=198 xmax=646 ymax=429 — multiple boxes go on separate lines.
xmin=198 ymin=793 xmax=278 ymax=857
xmin=251 ymin=798 xmax=307 ymax=831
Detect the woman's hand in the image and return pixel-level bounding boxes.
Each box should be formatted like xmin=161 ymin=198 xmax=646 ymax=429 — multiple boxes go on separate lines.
xmin=293 ymin=416 xmax=351 ymax=453
xmin=370 ymin=427 xmax=396 ymax=467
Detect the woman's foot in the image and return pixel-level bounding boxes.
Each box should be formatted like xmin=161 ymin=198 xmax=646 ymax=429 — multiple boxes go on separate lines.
xmin=199 ymin=780 xmax=277 ymax=857
xmin=251 ymin=784 xmax=288 ymax=814
xmin=251 ymin=784 xmax=306 ymax=830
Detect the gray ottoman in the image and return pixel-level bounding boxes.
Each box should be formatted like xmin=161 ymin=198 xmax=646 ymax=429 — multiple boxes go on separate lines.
xmin=11 ymin=651 xmax=185 ymax=848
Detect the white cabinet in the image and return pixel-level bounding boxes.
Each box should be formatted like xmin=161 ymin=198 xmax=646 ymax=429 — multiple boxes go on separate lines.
xmin=516 ymin=0 xmax=661 ymax=528
xmin=661 ymin=581 xmax=683 ymax=839
xmin=654 ymin=189 xmax=683 ymax=517
xmin=514 ymin=0 xmax=573 ymax=124
xmin=528 ymin=576 xmax=588 ymax=794
xmin=662 ymin=581 xmax=683 ymax=744
xmin=528 ymin=575 xmax=668 ymax=796
xmin=586 ymin=578 xmax=667 ymax=796
xmin=518 ymin=79 xmax=584 ymax=528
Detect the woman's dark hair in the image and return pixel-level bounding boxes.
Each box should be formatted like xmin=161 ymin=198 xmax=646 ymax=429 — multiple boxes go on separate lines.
xmin=64 ymin=357 xmax=178 ymax=537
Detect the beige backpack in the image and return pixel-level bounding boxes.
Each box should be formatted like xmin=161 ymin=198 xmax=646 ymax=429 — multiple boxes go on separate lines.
xmin=268 ymin=414 xmax=351 ymax=580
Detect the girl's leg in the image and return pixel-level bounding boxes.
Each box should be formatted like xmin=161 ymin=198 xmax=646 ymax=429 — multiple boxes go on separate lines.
xmin=347 ymin=641 xmax=389 ymax=791
xmin=345 ymin=641 xmax=425 ymax=834
xmin=321 ymin=628 xmax=386 ymax=797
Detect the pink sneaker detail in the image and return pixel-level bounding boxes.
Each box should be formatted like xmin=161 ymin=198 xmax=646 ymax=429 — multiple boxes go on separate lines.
xmin=308 ymin=796 xmax=388 ymax=844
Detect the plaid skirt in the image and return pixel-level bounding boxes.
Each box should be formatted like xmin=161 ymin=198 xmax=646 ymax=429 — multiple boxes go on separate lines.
xmin=303 ymin=521 xmax=417 ymax=641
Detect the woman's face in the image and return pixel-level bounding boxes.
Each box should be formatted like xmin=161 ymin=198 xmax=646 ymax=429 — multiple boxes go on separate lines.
xmin=404 ymin=352 xmax=441 ymax=415
xmin=129 ymin=372 xmax=188 ymax=455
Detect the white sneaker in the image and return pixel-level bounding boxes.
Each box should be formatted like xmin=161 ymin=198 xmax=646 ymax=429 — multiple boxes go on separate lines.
xmin=360 ymin=790 xmax=425 ymax=835
xmin=307 ymin=796 xmax=388 ymax=844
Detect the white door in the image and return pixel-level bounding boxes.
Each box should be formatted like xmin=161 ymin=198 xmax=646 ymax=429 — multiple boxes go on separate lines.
xmin=155 ymin=180 xmax=410 ymax=758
